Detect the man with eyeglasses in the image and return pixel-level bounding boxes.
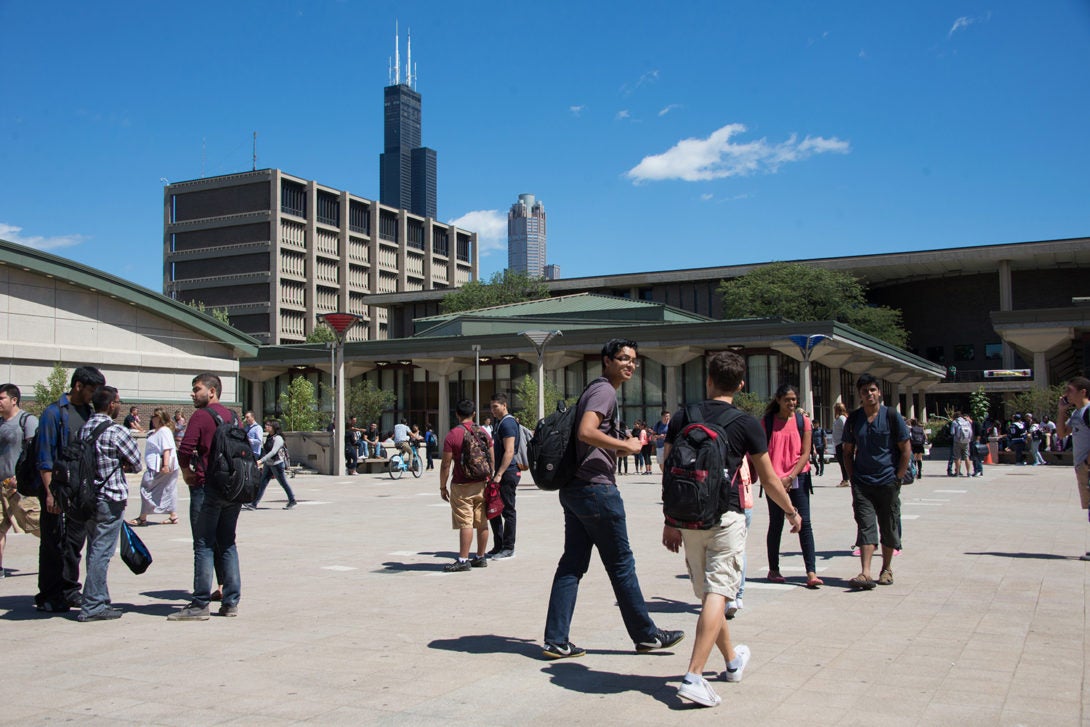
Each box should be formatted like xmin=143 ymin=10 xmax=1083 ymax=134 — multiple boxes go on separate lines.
xmin=542 ymin=338 xmax=685 ymax=659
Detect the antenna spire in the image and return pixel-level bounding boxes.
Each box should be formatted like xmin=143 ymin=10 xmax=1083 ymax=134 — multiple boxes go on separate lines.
xmin=406 ymin=28 xmax=413 ymax=87
xmin=394 ymin=20 xmax=400 ymax=85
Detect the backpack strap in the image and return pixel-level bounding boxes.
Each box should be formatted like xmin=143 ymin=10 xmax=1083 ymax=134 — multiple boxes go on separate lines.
xmin=17 ymin=410 xmax=30 ymax=440
xmin=88 ymin=419 xmax=120 ymax=486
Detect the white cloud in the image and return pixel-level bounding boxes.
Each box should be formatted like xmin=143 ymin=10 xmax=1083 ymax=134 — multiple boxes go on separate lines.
xmin=616 ymin=109 xmax=631 ymax=121
xmin=0 ymin=222 xmax=85 ymax=250
xmin=625 ymin=124 xmax=850 ymax=184
xmin=700 ymin=193 xmax=714 ymax=201
xmin=569 ymin=105 xmax=585 ymax=117
xmin=858 ymin=48 xmax=868 ymax=59
xmin=658 ymin=104 xmax=681 ymax=117
xmin=447 ymin=210 xmax=507 ymax=256
xmin=948 ymin=12 xmax=990 ymax=38
xmin=636 ymin=69 xmax=659 ymax=88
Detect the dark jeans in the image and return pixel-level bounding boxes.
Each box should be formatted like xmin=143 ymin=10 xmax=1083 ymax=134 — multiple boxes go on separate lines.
xmin=192 ymin=486 xmax=242 ymax=608
xmin=36 ymin=501 xmax=86 ymax=610
xmin=814 ymin=447 xmax=825 ymax=476
xmin=766 ymin=475 xmax=817 ymax=574
xmin=544 ymin=482 xmax=658 ymax=646
xmin=1011 ymin=437 xmax=1026 ymax=464
xmin=835 ymin=444 xmax=848 ymax=481
xmin=188 ymin=486 xmax=224 ymax=589
xmin=345 ymin=445 xmax=357 ymax=471
xmin=253 ymin=463 xmax=296 ymax=506
xmin=489 ymin=469 xmax=519 ymax=551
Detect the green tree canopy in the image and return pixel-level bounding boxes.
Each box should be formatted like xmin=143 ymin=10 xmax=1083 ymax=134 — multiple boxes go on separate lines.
xmin=305 ymin=323 xmax=337 ymax=344
xmin=513 ymin=374 xmax=563 ymax=427
xmin=717 ymin=262 xmax=909 ymax=348
xmin=26 ymin=362 xmax=69 ymax=415
xmin=186 ymin=299 xmax=231 ymax=327
xmin=439 ymin=269 xmax=550 ymax=314
xmin=278 ymin=376 xmax=321 ymax=431
xmin=346 ymin=379 xmax=395 ymax=426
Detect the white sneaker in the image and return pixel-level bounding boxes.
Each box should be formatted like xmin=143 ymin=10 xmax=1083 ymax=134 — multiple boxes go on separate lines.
xmin=722 ymin=644 xmax=751 ymax=683
xmin=677 ymin=674 xmax=721 ymax=707
xmin=725 ymin=597 xmax=744 ymax=619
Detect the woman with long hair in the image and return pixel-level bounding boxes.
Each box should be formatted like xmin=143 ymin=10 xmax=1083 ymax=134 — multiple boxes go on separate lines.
xmin=129 ymin=408 xmax=179 ymax=526
xmin=248 ymin=420 xmax=297 ymax=510
xmin=762 ymin=385 xmax=821 ymax=588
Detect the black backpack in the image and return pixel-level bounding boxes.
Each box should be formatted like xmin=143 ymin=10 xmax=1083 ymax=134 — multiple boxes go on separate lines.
xmin=662 ymin=405 xmax=745 ymax=529
xmin=50 ymin=419 xmax=115 ymax=522
xmin=14 ymin=411 xmax=40 ymax=497
xmin=528 ymin=382 xmax=599 ymax=491
xmin=205 ymin=409 xmax=259 ymax=503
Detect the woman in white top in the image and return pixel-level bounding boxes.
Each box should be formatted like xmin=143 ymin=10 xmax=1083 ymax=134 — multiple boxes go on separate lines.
xmin=129 ymin=408 xmax=179 ymax=526
xmin=248 ymin=419 xmax=297 ymax=510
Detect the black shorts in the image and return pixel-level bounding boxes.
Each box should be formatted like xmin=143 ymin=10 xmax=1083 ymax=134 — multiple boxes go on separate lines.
xmin=910 ymin=442 xmax=924 ymax=454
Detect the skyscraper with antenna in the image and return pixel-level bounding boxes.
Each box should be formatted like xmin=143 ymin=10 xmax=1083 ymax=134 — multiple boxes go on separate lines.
xmin=380 ymin=23 xmax=436 ymax=219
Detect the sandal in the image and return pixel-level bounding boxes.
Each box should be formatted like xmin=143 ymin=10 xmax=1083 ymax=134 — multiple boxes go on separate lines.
xmin=849 ymin=574 xmax=876 ymax=590
xmin=767 ymin=571 xmax=786 ymax=584
xmin=878 ymin=568 xmax=894 ymax=586
xmin=163 ymin=515 xmax=178 ymax=525
xmin=126 ymin=518 xmax=147 ymax=527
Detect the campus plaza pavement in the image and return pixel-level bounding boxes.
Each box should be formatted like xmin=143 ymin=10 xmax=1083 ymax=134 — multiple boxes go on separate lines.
xmin=2 ymin=461 xmax=1089 ymax=726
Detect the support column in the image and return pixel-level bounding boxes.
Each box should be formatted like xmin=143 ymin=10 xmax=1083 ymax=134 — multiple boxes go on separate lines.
xmin=437 ymin=373 xmax=450 ymax=444
xmin=249 ymin=379 xmax=263 ymax=419
xmin=917 ymin=390 xmax=928 ymax=424
xmin=665 ymin=365 xmax=679 ymax=414
xmin=1033 ymin=351 xmax=1049 ymax=390
xmin=829 ymin=367 xmax=843 ymax=407
xmin=905 ymin=386 xmax=916 ymax=421
xmin=999 ymin=259 xmax=1015 ymax=368
xmin=890 ymin=383 xmax=902 ymax=414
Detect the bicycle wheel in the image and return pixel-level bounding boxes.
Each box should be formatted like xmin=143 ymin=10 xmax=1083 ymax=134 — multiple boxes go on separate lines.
xmin=411 ymin=453 xmax=423 ymax=478
xmin=388 ymin=457 xmax=404 ymax=479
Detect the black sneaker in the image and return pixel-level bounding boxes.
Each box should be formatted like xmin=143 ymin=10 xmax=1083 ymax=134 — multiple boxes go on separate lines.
xmin=470 ymin=556 xmax=488 ymax=568
xmin=444 ymin=560 xmax=471 ymax=573
xmin=636 ymin=629 xmax=686 ymax=653
xmin=284 ymin=501 xmax=297 ymax=510
xmin=542 ymin=641 xmax=586 ymax=659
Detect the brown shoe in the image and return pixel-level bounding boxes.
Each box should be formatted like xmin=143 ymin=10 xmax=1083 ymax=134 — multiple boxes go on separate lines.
xmin=210 ymin=589 xmax=222 ymax=602
xmin=878 ymin=568 xmax=894 ymax=586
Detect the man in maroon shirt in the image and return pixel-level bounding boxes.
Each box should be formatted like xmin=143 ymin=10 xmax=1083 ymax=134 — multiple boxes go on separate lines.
xmin=168 ymin=373 xmax=241 ymax=620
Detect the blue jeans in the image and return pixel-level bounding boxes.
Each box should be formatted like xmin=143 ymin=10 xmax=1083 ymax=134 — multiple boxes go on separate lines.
xmin=252 ymin=463 xmax=296 ymax=506
xmin=192 ymin=486 xmax=241 ymax=608
xmin=766 ymin=476 xmax=817 ymax=574
xmin=80 ymin=499 xmax=126 ymax=618
xmin=544 ymin=482 xmax=657 ymax=646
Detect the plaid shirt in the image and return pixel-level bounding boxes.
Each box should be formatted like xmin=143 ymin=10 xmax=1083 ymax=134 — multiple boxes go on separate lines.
xmin=79 ymin=414 xmax=143 ymax=503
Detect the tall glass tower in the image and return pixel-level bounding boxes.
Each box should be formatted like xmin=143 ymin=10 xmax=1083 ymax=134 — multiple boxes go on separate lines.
xmin=507 ymin=194 xmax=547 ymax=277
xmin=379 ymin=27 xmax=437 ymax=219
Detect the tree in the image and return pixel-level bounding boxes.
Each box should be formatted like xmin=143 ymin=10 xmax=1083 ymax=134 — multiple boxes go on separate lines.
xmin=278 ymin=376 xmax=321 ymax=431
xmin=513 ymin=374 xmax=563 ymax=427
xmin=1004 ymin=385 xmax=1065 ymax=421
xmin=717 ymin=262 xmax=909 ymax=348
xmin=345 ymin=379 xmax=395 ymax=426
xmin=305 ymin=324 xmax=337 ymax=344
xmin=439 ymin=269 xmax=550 ymax=314
xmin=26 ymin=362 xmax=69 ymax=415
xmin=969 ymin=386 xmax=991 ymax=423
xmin=187 ymin=299 xmax=231 ymax=326
xmin=732 ymin=391 xmax=768 ymax=418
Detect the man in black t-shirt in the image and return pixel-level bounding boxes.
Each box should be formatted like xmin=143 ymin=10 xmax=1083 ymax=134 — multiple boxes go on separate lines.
xmin=487 ymin=393 xmax=520 ymax=559
xmin=664 ymin=352 xmax=801 ymax=708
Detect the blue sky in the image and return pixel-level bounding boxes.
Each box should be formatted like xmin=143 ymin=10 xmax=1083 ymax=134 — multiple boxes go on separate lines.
xmin=2 ymin=1 xmax=1088 ymax=291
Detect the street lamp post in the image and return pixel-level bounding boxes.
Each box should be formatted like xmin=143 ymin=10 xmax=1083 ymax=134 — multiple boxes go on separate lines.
xmin=789 ymin=334 xmax=828 ymax=420
xmin=472 ymin=344 xmax=481 ymax=422
xmin=521 ymin=330 xmax=562 ymax=423
xmin=317 ymin=312 xmax=364 ymax=476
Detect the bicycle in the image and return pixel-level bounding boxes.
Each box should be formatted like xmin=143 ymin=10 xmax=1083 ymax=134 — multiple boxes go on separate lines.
xmin=388 ymin=446 xmax=423 ymax=479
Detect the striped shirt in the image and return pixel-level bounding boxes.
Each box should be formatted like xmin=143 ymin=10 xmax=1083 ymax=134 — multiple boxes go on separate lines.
xmin=79 ymin=414 xmax=143 ymax=503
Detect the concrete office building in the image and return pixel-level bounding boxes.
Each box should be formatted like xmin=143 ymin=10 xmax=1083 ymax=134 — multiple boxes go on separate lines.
xmin=163 ymin=169 xmax=477 ymax=345
xmin=379 ymin=28 xmax=437 ymax=219
xmin=507 ymin=193 xmax=547 ymax=277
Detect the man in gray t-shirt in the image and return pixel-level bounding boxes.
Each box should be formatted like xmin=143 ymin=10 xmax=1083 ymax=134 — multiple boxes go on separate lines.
xmin=0 ymin=383 xmax=41 ymax=576
xmin=542 ymin=338 xmax=684 ymax=660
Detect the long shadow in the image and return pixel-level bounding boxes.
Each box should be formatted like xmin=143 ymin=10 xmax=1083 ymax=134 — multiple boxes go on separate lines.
xmin=375 ymin=550 xmax=461 ymax=573
xmin=779 ymin=548 xmax=844 ymax=562
xmin=111 ymin=601 xmax=183 ymax=617
xmin=428 ymin=633 xmax=541 ymax=658
xmin=645 ymin=596 xmax=700 ymax=615
xmin=0 ymin=595 xmax=51 ymax=621
xmin=965 ymin=551 xmax=1077 ymax=561
xmin=140 ymin=589 xmax=193 ymax=601
xmin=542 ymin=662 xmax=689 ymax=709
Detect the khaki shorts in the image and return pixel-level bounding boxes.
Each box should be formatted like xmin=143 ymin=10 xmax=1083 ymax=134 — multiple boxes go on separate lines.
xmin=1076 ymin=463 xmax=1090 ymax=510
xmin=680 ymin=511 xmax=747 ymax=600
xmin=450 ymin=481 xmax=486 ymax=530
xmin=1 ymin=485 xmax=41 ymax=538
